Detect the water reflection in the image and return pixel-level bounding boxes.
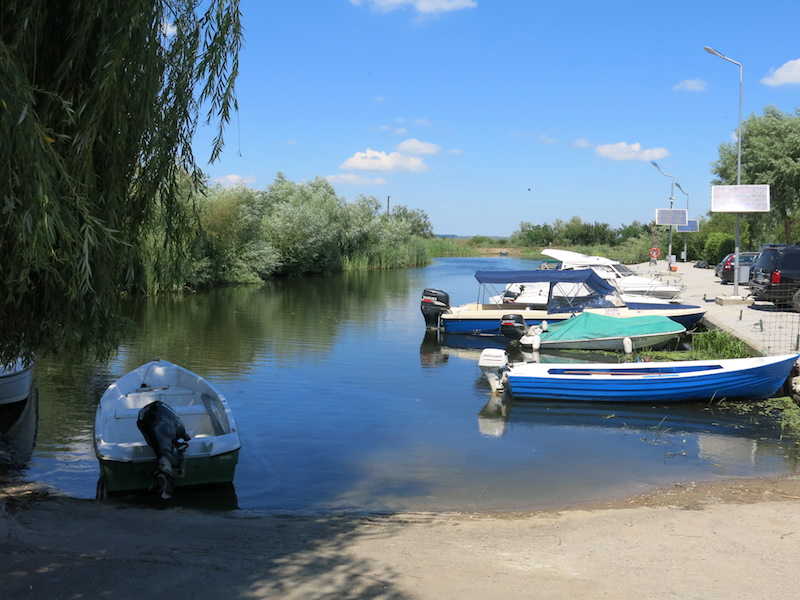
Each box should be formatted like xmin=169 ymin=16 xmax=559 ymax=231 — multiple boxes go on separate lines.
xmin=476 ymin=394 xmax=799 ymax=476
xmin=0 ymin=390 xmax=38 ymax=477
xmin=10 ymin=258 xmax=800 ymax=512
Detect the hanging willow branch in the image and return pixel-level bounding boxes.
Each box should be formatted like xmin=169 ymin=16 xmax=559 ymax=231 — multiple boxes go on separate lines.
xmin=0 ymin=0 xmax=242 ymax=365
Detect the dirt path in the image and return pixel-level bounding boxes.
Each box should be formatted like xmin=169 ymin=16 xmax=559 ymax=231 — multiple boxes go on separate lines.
xmin=3 ymin=476 xmax=800 ymax=599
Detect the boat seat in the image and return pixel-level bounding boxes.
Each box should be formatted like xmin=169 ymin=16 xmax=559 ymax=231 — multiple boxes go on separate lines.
xmin=119 ymin=388 xmax=196 ymax=409
xmin=113 ymin=404 xmax=209 ymax=420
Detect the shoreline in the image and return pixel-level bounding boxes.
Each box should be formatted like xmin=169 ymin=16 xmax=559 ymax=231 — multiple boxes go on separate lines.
xmin=3 ymin=473 xmax=800 ymax=599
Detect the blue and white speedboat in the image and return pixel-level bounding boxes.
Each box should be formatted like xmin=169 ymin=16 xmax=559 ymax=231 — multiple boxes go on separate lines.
xmin=478 ymin=349 xmax=799 ymax=404
xmin=421 ymin=269 xmax=705 ymax=336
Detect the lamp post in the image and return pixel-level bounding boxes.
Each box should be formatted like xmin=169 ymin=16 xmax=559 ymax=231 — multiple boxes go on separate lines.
xmin=675 ymin=182 xmax=689 ymax=262
xmin=650 ymin=160 xmax=675 ymax=268
xmin=704 ymin=45 xmax=744 ymax=296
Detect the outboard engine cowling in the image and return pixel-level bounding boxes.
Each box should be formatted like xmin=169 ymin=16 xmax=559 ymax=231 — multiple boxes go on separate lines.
xmin=421 ymin=288 xmax=450 ymax=329
xmin=500 ymin=314 xmax=527 ymax=340
xmin=136 ymin=400 xmax=191 ymax=499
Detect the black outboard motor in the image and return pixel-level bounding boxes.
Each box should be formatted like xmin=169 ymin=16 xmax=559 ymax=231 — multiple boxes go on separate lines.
xmin=136 ymin=400 xmax=191 ymax=500
xmin=500 ymin=314 xmax=527 ymax=340
xmin=421 ymin=288 xmax=450 ymax=329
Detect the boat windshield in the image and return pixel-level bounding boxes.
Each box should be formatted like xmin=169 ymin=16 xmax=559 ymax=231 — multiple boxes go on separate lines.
xmin=547 ymin=283 xmax=619 ymax=313
xmin=614 ymin=264 xmax=635 ymax=276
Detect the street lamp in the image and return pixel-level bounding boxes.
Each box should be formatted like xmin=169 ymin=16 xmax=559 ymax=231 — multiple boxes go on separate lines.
xmin=650 ymin=160 xmax=675 ymax=268
xmin=675 ymin=182 xmax=689 ymax=262
xmin=704 ymin=45 xmax=744 ymax=296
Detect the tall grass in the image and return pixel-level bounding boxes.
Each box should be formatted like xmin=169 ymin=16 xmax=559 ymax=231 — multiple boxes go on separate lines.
xmin=421 ymin=238 xmax=480 ymax=257
xmin=688 ymin=329 xmax=753 ymax=359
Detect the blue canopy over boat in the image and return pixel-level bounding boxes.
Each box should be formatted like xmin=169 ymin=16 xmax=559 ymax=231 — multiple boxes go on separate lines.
xmin=474 ymin=269 xmax=616 ymax=296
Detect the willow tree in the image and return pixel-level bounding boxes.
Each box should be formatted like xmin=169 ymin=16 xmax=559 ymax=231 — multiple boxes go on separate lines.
xmin=0 ymin=1 xmax=242 ymax=365
xmin=712 ymin=105 xmax=800 ymax=246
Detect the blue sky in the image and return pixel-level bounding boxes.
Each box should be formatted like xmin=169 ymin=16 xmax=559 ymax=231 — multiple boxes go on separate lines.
xmin=193 ymin=0 xmax=800 ymax=237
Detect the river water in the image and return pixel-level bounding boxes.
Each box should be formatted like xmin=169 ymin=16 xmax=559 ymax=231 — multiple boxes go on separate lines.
xmin=6 ymin=256 xmax=799 ymax=512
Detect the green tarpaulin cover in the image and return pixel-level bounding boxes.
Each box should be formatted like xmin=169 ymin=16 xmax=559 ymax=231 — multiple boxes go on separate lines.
xmin=539 ymin=312 xmax=685 ymax=342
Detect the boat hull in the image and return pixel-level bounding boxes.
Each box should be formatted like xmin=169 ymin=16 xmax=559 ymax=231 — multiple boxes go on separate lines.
xmin=441 ymin=304 xmax=704 ymax=336
xmin=0 ymin=359 xmax=34 ymax=405
xmin=523 ymin=331 xmax=681 ymax=351
xmin=98 ymin=449 xmax=239 ymax=494
xmin=94 ymin=359 xmax=241 ymax=494
xmin=505 ymin=354 xmax=799 ymax=403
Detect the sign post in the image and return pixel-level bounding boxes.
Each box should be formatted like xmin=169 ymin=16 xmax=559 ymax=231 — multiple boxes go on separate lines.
xmin=655 ymin=208 xmax=688 ymax=267
xmin=711 ymin=185 xmax=770 ymax=297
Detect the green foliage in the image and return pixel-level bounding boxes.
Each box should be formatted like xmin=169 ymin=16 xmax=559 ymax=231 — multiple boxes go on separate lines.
xmin=420 ymin=237 xmax=479 ymax=257
xmin=257 ymin=174 xmax=430 ymax=274
xmin=469 ymin=235 xmax=495 ymax=247
xmin=702 ymin=232 xmax=735 ymax=265
xmin=758 ymin=397 xmax=800 ymax=437
xmin=688 ymin=329 xmax=752 ymax=359
xmin=196 ymin=185 xmax=280 ymax=284
xmin=389 ymin=205 xmax=433 ymax=238
xmin=712 ymin=105 xmax=800 ymax=245
xmin=0 ymin=0 xmax=242 ymax=364
xmin=510 ymin=217 xmax=654 ymax=250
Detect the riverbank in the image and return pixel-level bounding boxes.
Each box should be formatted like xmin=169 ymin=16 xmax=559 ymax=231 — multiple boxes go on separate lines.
xmin=3 ymin=474 xmax=800 ymax=599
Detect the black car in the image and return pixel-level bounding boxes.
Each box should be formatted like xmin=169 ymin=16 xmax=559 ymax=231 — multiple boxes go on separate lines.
xmin=749 ymin=244 xmax=800 ymax=308
xmin=718 ymin=252 xmax=760 ymax=284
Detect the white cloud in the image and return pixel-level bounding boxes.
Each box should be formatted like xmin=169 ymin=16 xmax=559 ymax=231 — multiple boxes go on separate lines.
xmin=397 ymin=138 xmax=441 ymax=154
xmin=446 ymin=148 xmax=462 ymax=155
xmin=284 ymin=140 xmax=298 ymax=147
xmin=350 ymin=0 xmax=477 ymax=15
xmin=161 ymin=20 xmax=177 ymax=37
xmin=673 ymin=79 xmax=707 ymax=92
xmin=573 ymin=139 xmax=591 ymax=148
xmin=373 ymin=96 xmax=386 ymax=102
xmin=595 ymin=142 xmax=669 ymax=162
xmin=326 ymin=174 xmax=387 ymax=185
xmin=214 ymin=174 xmax=257 ymax=187
xmin=762 ymin=58 xmax=800 ymax=86
xmin=340 ymin=148 xmax=429 ymax=171
xmin=539 ymin=133 xmax=558 ymax=145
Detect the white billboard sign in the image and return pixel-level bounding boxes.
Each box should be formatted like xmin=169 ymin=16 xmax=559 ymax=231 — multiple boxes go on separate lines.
xmin=655 ymin=208 xmax=688 ymax=226
xmin=711 ymin=185 xmax=770 ymax=213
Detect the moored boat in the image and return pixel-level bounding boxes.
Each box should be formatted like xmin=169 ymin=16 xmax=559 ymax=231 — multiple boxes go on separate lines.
xmin=421 ymin=269 xmax=705 ymax=336
xmin=94 ymin=359 xmax=241 ymax=498
xmin=0 ymin=358 xmax=34 ymax=405
xmin=478 ymin=348 xmax=799 ymax=403
xmin=515 ymin=312 xmax=686 ymax=352
xmin=542 ymin=248 xmax=685 ymax=299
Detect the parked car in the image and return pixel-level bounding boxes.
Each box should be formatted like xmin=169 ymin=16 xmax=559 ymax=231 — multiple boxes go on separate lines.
xmin=718 ymin=252 xmax=760 ymax=284
xmin=715 ymin=253 xmax=734 ymax=279
xmin=749 ymin=244 xmax=800 ymax=308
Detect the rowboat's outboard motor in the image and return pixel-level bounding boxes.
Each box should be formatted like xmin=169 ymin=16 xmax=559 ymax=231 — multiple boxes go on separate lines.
xmin=478 ymin=348 xmax=509 ymax=394
xmin=136 ymin=400 xmax=191 ymax=500
xmin=421 ymin=288 xmax=450 ymax=329
xmin=500 ymin=314 xmax=527 ymax=340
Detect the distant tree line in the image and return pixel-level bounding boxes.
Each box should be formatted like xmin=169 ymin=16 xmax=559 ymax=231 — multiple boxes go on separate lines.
xmin=509 ymin=217 xmax=651 ymax=247
xmin=137 ymin=173 xmax=434 ymax=294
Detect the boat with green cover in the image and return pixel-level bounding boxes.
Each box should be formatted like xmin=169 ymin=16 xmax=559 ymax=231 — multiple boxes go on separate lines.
xmin=519 ymin=312 xmax=685 ymax=351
